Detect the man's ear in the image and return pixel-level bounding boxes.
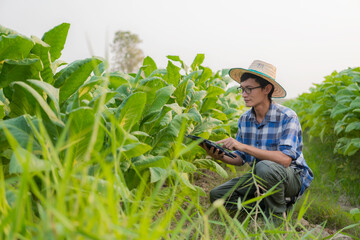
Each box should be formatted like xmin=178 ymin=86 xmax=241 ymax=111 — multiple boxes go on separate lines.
xmin=265 ymin=84 xmax=273 ymax=94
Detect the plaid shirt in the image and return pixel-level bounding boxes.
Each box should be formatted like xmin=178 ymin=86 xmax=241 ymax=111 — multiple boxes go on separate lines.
xmin=235 ymin=102 xmax=313 ymax=196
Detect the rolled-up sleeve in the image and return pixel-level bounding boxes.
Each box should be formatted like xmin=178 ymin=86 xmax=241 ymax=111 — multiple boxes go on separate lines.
xmin=279 ymin=116 xmax=302 ymax=160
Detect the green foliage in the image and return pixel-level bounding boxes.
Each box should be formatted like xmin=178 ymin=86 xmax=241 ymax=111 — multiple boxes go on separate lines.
xmin=285 ymin=68 xmax=360 ymax=156
xmin=0 ymin=23 xmax=251 ymax=238
xmin=2 ymin=22 xmax=358 ymax=239
xmin=299 ymin=135 xmax=360 ymax=236
xmin=285 ymin=68 xmax=360 ymax=214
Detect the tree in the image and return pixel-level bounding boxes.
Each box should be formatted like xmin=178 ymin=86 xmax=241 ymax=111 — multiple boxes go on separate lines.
xmin=111 ymin=31 xmax=144 ymax=73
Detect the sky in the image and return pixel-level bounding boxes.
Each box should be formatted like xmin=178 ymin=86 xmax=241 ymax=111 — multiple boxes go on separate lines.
xmin=1 ymin=0 xmax=360 ymax=99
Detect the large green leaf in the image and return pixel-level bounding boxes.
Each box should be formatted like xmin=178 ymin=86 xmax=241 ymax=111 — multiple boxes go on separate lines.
xmin=177 ymin=172 xmax=196 ymax=190
xmin=344 ymin=138 xmax=360 ymax=156
xmin=197 ymin=67 xmax=212 ymax=86
xmin=163 ymin=61 xmax=181 ymax=86
xmin=0 ymin=58 xmax=43 ymax=88
xmin=116 ymin=92 xmax=147 ymax=131
xmin=173 ymin=79 xmax=189 ymax=106
xmin=41 ymin=22 xmax=70 ymax=62
xmin=89 ymin=90 xmax=117 ymax=110
xmin=139 ymin=76 xmax=168 ymax=87
xmin=345 ymin=122 xmax=360 ymax=133
xmin=191 ymin=54 xmax=205 ymax=71
xmin=149 ymin=167 xmax=168 ymax=183
xmin=335 ymin=89 xmax=354 ymax=104
xmin=330 ymin=104 xmax=351 ymax=120
xmin=350 ymin=96 xmax=360 ymax=109
xmin=193 ymin=159 xmax=228 ymax=178
xmin=54 ymin=57 xmax=103 ymax=104
xmin=67 ymin=107 xmax=104 ymax=158
xmin=188 ymin=90 xmax=207 ymax=106
xmin=187 ymin=107 xmax=202 ymax=122
xmin=9 ymin=81 xmax=64 ymax=127
xmin=142 ymin=109 xmax=172 ymax=136
xmin=27 ymin=79 xmax=60 ymax=114
xmin=9 ymin=146 xmax=52 ymax=174
xmin=30 ymin=36 xmax=53 ymax=83
xmin=211 ymin=109 xmax=228 ymax=121
xmin=132 ymin=156 xmax=170 ymax=171
xmin=151 ymin=114 xmax=184 ymax=155
xmin=163 ymin=103 xmax=184 ymax=116
xmin=145 ymin=85 xmax=176 ymax=115
xmin=78 ymin=76 xmax=104 ymax=99
xmin=121 ymin=142 xmax=152 ymax=159
xmin=0 ymin=34 xmax=34 ymax=61
xmin=0 ymin=115 xmax=41 ymax=152
xmin=205 ymin=86 xmax=226 ymax=98
xmin=142 ymin=56 xmax=157 ymax=77
xmin=173 ymin=159 xmax=197 ymax=173
xmin=107 ymin=72 xmax=131 ymax=89
xmin=200 ymin=97 xmax=218 ymax=113
xmin=192 ymin=117 xmax=222 ymax=135
xmin=167 ymin=55 xmax=187 ymax=71
xmin=334 ymin=120 xmax=346 ymax=135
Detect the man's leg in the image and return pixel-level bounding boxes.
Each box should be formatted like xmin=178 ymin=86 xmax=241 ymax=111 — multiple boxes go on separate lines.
xmin=255 ymin=160 xmax=302 ymax=215
xmin=210 ymin=172 xmax=256 ymax=211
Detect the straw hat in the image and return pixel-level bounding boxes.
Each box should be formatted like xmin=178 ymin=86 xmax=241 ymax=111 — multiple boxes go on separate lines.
xmin=229 ymin=60 xmax=286 ymax=98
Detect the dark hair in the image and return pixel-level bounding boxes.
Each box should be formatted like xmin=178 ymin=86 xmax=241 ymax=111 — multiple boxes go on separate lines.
xmin=240 ymin=73 xmax=274 ymax=101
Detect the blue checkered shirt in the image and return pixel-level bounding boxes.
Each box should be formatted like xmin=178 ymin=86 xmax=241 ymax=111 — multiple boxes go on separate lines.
xmin=235 ymin=102 xmax=313 ymax=196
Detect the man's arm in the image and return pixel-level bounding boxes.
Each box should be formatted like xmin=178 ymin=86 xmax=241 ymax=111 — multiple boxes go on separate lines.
xmin=217 ymin=138 xmax=292 ymax=167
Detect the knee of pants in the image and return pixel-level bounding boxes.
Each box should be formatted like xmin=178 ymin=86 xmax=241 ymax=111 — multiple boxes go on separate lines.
xmin=209 ymin=188 xmax=223 ymax=203
xmin=255 ymin=160 xmax=281 ymax=183
xmin=209 ymin=189 xmax=218 ymax=203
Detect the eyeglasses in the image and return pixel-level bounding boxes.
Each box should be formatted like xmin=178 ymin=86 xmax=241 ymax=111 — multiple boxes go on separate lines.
xmin=237 ymin=86 xmax=262 ymax=94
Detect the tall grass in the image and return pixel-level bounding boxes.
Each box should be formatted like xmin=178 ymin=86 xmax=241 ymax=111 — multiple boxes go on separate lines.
xmin=1 ymin=123 xmax=352 ymax=239
xmin=0 ymin=117 xmax=316 ymax=239
xmin=296 ymin=133 xmax=360 ymax=237
xmin=0 ymin=98 xmax=358 ymax=239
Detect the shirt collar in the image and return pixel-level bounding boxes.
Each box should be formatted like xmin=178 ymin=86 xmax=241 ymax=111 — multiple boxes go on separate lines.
xmin=249 ymin=102 xmax=278 ymax=123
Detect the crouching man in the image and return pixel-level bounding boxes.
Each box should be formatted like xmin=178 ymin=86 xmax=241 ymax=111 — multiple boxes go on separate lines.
xmin=201 ymin=60 xmax=313 ymax=219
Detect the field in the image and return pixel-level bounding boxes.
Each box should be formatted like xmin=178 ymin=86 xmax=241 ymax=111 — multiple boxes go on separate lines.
xmin=0 ymin=23 xmax=359 ymax=239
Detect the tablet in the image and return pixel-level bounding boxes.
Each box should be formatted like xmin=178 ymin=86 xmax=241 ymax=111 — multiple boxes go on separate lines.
xmin=185 ymin=134 xmax=237 ymax=158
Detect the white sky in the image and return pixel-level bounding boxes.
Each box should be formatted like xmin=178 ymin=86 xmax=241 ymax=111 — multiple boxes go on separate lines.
xmin=1 ymin=0 xmax=360 ymax=98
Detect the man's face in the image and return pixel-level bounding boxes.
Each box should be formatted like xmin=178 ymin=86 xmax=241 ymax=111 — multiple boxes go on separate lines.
xmin=240 ymin=78 xmax=269 ymax=107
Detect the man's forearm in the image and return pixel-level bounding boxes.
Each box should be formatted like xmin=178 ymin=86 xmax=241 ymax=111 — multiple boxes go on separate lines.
xmin=220 ymin=155 xmax=244 ymax=166
xmin=241 ymin=144 xmax=291 ymax=167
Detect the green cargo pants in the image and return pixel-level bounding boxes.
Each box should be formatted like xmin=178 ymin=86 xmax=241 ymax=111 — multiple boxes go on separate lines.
xmin=209 ymin=160 xmax=302 ymax=214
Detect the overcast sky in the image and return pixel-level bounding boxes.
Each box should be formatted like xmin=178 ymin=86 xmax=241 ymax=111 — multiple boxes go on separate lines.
xmin=1 ymin=0 xmax=360 ymax=98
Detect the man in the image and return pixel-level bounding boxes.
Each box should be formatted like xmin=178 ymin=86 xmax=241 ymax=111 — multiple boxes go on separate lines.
xmin=202 ymin=60 xmax=313 ymax=218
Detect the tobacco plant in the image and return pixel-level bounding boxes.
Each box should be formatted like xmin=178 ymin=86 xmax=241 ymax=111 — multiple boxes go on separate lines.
xmin=0 ymin=22 xmax=251 ymax=238
xmin=285 ymin=68 xmax=360 ymax=156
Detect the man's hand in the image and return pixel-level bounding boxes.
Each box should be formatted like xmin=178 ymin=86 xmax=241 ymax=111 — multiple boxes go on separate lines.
xmin=200 ymin=142 xmax=244 ymax=166
xmin=216 ymin=137 xmax=244 ymax=151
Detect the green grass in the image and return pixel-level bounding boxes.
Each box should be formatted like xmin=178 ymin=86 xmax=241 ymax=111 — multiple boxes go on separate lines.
xmin=298 ymin=133 xmax=360 ymax=237
xmin=0 ymin=131 xmax=332 ymax=239
xmin=1 ymin=121 xmax=359 ymax=239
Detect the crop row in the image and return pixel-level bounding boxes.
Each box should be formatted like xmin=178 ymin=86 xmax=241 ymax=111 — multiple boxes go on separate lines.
xmin=0 ymin=23 xmax=248 ymax=238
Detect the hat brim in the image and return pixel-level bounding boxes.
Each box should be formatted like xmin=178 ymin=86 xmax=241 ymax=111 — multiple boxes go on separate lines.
xmin=229 ymin=68 xmax=287 ymax=98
